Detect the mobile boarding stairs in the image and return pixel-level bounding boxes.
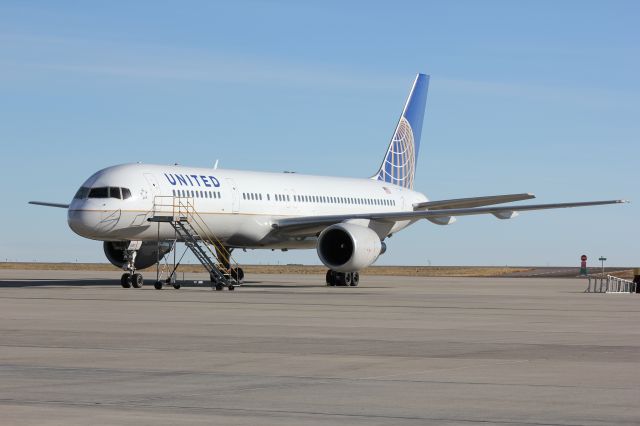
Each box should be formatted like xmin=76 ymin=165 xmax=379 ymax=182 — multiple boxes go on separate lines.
xmin=148 ymin=196 xmax=241 ymax=291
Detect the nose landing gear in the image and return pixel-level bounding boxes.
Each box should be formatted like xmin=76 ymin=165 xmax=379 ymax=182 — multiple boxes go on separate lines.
xmin=120 ymin=242 xmax=144 ymax=289
xmin=326 ymin=270 xmax=359 ymax=287
xmin=120 ymin=272 xmax=144 ymax=288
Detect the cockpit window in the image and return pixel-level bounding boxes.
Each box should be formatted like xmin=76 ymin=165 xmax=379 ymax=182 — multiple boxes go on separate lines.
xmin=74 ymin=187 xmax=90 ymax=199
xmin=109 ymin=187 xmax=121 ymax=199
xmin=86 ymin=186 xmax=131 ymax=200
xmin=89 ymin=187 xmax=109 ymax=198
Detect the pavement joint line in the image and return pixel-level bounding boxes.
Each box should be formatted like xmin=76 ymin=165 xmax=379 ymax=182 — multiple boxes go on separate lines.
xmin=0 ymin=398 xmax=605 ymax=426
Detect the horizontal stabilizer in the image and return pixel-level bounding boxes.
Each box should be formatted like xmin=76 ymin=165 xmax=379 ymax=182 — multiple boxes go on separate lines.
xmin=29 ymin=201 xmax=70 ymax=209
xmin=414 ymin=193 xmax=535 ymax=210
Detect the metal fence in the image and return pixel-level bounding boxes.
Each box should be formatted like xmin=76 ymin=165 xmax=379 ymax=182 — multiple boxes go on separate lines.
xmin=585 ymin=275 xmax=637 ymax=293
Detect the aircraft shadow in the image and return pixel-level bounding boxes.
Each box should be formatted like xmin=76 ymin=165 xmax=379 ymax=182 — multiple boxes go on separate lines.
xmin=0 ymin=279 xmax=116 ymax=288
xmin=0 ymin=279 xmax=324 ymax=289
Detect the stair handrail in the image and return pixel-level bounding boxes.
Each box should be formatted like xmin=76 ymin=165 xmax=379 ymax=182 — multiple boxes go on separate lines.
xmin=172 ymin=196 xmax=240 ymax=275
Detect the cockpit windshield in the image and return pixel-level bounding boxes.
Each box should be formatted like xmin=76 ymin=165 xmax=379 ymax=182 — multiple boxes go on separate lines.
xmin=74 ymin=186 xmax=132 ymax=200
xmin=74 ymin=187 xmax=90 ymax=199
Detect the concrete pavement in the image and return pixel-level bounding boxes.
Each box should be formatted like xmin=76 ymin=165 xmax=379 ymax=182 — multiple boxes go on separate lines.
xmin=0 ymin=269 xmax=638 ymax=425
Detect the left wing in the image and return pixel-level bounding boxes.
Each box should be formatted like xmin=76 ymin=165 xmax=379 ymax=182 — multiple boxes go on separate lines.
xmin=413 ymin=193 xmax=535 ymax=210
xmin=29 ymin=201 xmax=70 ymax=208
xmin=272 ymin=199 xmax=627 ymax=234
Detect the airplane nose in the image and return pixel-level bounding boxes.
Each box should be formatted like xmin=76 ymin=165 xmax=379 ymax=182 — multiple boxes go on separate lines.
xmin=67 ymin=208 xmax=100 ymax=238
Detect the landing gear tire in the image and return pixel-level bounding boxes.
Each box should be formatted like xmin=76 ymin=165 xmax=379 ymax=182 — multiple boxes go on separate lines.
xmin=121 ymin=273 xmax=132 ymax=288
xmin=350 ymin=272 xmax=359 ymax=287
xmin=228 ymin=285 xmax=235 ymax=291
xmin=132 ymin=273 xmax=143 ymax=288
xmin=326 ymin=270 xmax=359 ymax=287
xmin=172 ymin=283 xmax=181 ymax=290
xmin=344 ymin=272 xmax=352 ymax=286
xmin=154 ymin=281 xmax=163 ymax=290
xmin=326 ymin=270 xmax=336 ymax=286
xmin=215 ymin=284 xmax=224 ymax=291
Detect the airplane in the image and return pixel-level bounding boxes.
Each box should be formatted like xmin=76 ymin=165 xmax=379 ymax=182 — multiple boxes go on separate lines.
xmin=30 ymin=73 xmax=627 ymax=289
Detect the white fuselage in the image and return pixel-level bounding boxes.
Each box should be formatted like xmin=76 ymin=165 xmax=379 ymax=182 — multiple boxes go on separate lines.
xmin=67 ymin=163 xmax=428 ymax=248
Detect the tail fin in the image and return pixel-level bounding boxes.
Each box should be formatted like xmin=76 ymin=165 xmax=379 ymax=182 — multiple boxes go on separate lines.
xmin=373 ymin=73 xmax=429 ymax=189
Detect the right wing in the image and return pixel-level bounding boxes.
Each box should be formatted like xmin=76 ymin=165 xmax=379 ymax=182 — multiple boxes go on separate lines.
xmin=29 ymin=201 xmax=70 ymax=209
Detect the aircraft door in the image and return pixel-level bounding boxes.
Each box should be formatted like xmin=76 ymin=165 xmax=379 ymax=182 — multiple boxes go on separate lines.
xmin=143 ymin=173 xmax=161 ymax=201
xmin=225 ymin=178 xmax=240 ymax=213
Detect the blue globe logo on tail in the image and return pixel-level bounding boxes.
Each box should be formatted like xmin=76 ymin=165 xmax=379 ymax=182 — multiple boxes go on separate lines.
xmin=374 ymin=74 xmax=429 ymax=190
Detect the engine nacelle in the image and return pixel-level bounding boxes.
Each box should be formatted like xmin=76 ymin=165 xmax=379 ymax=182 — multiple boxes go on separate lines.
xmin=317 ymin=223 xmax=383 ymax=272
xmin=103 ymin=241 xmax=171 ymax=270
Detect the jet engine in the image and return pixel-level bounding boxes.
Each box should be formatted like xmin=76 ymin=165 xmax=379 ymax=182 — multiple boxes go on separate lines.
xmin=104 ymin=241 xmax=172 ymax=270
xmin=317 ymin=223 xmax=385 ymax=272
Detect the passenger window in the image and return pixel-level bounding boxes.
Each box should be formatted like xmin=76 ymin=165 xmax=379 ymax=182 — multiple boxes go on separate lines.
xmin=89 ymin=187 xmax=109 ymax=198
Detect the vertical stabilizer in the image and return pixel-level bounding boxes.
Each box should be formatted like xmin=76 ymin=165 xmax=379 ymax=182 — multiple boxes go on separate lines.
xmin=373 ymin=73 xmax=429 ymax=189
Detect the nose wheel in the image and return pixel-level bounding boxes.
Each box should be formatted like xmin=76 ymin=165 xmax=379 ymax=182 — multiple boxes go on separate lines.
xmin=121 ymin=273 xmax=132 ymax=288
xmin=121 ymin=273 xmax=144 ymax=288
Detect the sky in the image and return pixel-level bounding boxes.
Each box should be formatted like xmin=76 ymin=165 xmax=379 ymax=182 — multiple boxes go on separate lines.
xmin=0 ymin=1 xmax=638 ymax=267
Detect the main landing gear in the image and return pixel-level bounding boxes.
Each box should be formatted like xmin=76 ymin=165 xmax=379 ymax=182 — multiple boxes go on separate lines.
xmin=326 ymin=270 xmax=359 ymax=287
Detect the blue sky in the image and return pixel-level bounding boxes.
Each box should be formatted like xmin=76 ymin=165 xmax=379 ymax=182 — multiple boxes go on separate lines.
xmin=1 ymin=1 xmax=638 ymax=266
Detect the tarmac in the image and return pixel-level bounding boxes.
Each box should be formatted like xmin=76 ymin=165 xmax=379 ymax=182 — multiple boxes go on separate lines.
xmin=0 ymin=269 xmax=638 ymax=425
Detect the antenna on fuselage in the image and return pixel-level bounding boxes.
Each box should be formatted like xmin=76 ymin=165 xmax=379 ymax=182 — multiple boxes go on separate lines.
xmin=213 ymin=159 xmax=219 ymax=169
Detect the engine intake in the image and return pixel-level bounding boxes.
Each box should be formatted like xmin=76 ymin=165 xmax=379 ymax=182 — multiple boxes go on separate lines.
xmin=317 ymin=223 xmax=383 ymax=272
